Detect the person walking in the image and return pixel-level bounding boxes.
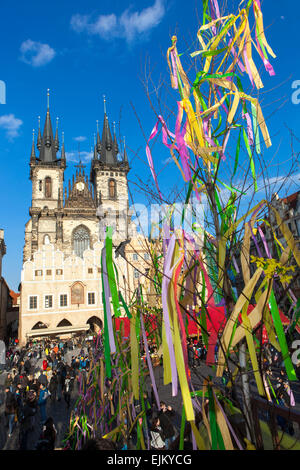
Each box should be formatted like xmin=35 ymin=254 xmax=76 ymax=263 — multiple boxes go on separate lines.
xmin=49 ymin=371 xmax=58 ymax=403
xmin=4 ymin=387 xmax=18 ymax=437
xmin=63 ymin=374 xmax=72 ymax=409
xmin=150 ymin=417 xmax=166 ymax=450
xmin=19 ymin=392 xmax=37 ymax=450
xmin=158 ymin=402 xmax=176 ymax=450
xmin=4 ymin=373 xmax=13 ymax=392
xmin=42 ymin=358 xmax=48 ymax=372
xmin=38 ymin=383 xmax=50 ymax=425
xmin=24 ymin=357 xmax=32 ymax=375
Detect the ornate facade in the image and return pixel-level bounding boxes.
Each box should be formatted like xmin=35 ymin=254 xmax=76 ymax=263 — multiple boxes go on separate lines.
xmin=19 ymin=97 xmax=148 ymax=344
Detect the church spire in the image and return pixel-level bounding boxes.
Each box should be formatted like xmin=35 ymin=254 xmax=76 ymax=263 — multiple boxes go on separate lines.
xmin=37 ymin=116 xmax=42 ymax=150
xmin=93 ymin=134 xmax=98 ymax=161
xmin=54 ymin=117 xmax=60 ymax=152
xmin=38 ymin=89 xmax=59 ymax=163
xmin=96 ymin=120 xmax=101 ymax=154
xmin=30 ymin=129 xmax=36 ymax=163
xmin=61 ymin=131 xmax=66 ymax=168
xmin=113 ymin=121 xmax=119 ymax=156
xmin=100 ymin=96 xmax=118 ymax=166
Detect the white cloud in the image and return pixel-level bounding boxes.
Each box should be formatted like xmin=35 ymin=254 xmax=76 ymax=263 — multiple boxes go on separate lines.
xmin=0 ymin=114 xmax=23 ymax=139
xmin=70 ymin=0 xmax=165 ymax=43
xmin=20 ymin=39 xmax=56 ymax=67
xmin=66 ymin=150 xmax=93 ymax=163
xmin=73 ymin=136 xmax=87 ymax=142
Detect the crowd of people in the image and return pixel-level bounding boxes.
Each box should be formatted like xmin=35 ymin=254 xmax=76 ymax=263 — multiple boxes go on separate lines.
xmin=1 ymin=334 xmax=95 ymax=450
xmin=0 ymin=332 xmax=299 ymax=451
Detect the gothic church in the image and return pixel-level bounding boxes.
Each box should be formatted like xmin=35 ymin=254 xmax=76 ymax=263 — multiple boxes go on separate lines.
xmin=18 ymin=95 xmax=149 ymax=345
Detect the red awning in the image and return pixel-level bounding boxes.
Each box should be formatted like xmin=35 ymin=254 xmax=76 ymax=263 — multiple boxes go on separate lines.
xmin=113 ymin=304 xmax=295 ymax=339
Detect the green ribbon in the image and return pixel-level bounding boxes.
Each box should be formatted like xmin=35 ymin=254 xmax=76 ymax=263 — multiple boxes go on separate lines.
xmin=101 ymin=252 xmax=112 ymax=378
xmin=179 ymin=404 xmax=186 ymax=450
xmin=251 ymin=101 xmax=261 ymax=154
xmin=242 ymin=127 xmax=258 ymax=192
xmin=119 ymin=290 xmax=132 ymax=319
xmin=269 ymin=289 xmax=297 ymax=381
xmin=233 ymin=128 xmax=241 ymax=178
xmin=105 ymin=227 xmax=121 ymax=318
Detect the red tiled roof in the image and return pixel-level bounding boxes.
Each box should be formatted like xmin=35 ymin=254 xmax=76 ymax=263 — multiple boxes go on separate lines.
xmin=281 ymin=190 xmax=299 ymax=210
xmin=9 ymin=290 xmax=20 ymax=305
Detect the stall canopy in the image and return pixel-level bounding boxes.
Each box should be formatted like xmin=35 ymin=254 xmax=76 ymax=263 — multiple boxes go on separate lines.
xmin=114 ymin=304 xmax=295 ymax=339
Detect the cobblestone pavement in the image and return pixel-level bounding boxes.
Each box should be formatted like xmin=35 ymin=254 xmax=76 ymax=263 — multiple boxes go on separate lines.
xmin=0 ymin=350 xmax=300 ymax=450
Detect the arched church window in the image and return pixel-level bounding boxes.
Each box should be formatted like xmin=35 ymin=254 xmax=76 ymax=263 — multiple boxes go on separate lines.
xmin=109 ymin=179 xmax=116 ymax=199
xmin=44 ymin=234 xmax=50 ymax=245
xmin=73 ymin=226 xmax=90 ymax=258
xmin=45 ymin=177 xmax=52 ymax=198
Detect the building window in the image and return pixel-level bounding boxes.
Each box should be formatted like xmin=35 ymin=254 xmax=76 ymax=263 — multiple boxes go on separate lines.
xmin=45 ymin=177 xmax=52 ymax=198
xmin=133 ymin=253 xmax=138 ymax=261
xmin=60 ymin=294 xmax=68 ymax=307
xmin=73 ymin=225 xmax=90 ymax=258
xmin=88 ymin=292 xmax=95 ymax=305
xmin=144 ymin=253 xmax=150 ymax=260
xmin=46 ymin=269 xmax=52 ymax=276
xmin=35 ymin=270 xmax=43 ymax=276
xmin=97 ymin=268 xmax=101 ymax=273
xmin=29 ymin=296 xmax=37 ymax=309
xmin=45 ymin=295 xmax=53 ymax=308
xmin=56 ymin=269 xmax=63 ymax=275
xmin=44 ymin=235 xmax=51 ymax=245
xmin=109 ymin=179 xmax=116 ymax=199
xmin=88 ymin=268 xmax=93 ymax=274
xmin=39 ymin=180 xmax=42 ymax=191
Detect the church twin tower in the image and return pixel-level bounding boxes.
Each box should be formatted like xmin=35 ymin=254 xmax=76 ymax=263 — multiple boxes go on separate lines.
xmin=18 ymin=94 xmax=144 ymax=344
xmin=24 ymin=94 xmax=130 ymax=263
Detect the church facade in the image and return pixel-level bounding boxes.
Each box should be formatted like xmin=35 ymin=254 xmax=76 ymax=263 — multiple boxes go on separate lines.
xmin=18 ymin=97 xmax=150 ymax=345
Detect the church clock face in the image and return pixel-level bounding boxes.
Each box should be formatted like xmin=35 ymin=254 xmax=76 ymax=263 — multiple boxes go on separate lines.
xmin=76 ymin=182 xmax=85 ymax=191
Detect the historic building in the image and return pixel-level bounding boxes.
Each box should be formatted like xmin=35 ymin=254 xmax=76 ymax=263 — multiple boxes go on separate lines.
xmin=18 ymin=96 xmax=150 ymax=345
xmin=0 ymin=229 xmax=13 ymax=342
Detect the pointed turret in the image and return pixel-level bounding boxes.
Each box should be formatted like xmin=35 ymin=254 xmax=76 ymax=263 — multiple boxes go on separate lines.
xmin=102 ymin=113 xmax=113 ymax=151
xmin=30 ymin=129 xmax=36 ymax=163
xmin=38 ymin=89 xmax=59 ymax=164
xmin=123 ymin=142 xmax=128 ymax=164
xmin=61 ymin=131 xmax=66 ymax=169
xmin=54 ymin=117 xmax=60 ymax=152
xmin=100 ymin=115 xmax=118 ymax=165
xmin=37 ymin=116 xmax=42 ymax=151
xmin=93 ymin=144 xmax=98 ymax=161
xmin=96 ymin=120 xmax=101 ymax=155
xmin=113 ymin=121 xmax=119 ymax=157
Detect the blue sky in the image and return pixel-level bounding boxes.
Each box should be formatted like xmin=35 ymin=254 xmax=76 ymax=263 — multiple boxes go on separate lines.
xmin=0 ymin=0 xmax=300 ymax=291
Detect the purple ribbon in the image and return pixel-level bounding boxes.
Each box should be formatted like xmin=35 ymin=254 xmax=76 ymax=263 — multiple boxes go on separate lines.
xmin=162 ymin=234 xmax=178 ymax=396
